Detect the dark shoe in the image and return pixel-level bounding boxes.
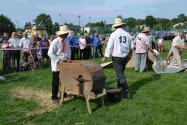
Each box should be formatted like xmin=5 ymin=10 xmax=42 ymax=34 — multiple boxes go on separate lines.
xmin=123 ymin=90 xmax=131 ymax=99
xmin=52 ymin=99 xmax=59 ymax=104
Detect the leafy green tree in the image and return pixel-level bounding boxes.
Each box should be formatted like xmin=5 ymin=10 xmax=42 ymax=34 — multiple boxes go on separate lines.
xmin=171 ymin=18 xmax=178 ymax=24
xmin=33 ymin=13 xmax=53 ymax=35
xmin=153 ymin=24 xmax=161 ymax=31
xmin=123 ymin=17 xmax=136 ymax=29
xmin=130 ymin=26 xmax=136 ymax=33
xmin=178 ymin=13 xmax=187 ymax=22
xmin=0 ymin=14 xmax=16 ymax=35
xmin=145 ymin=15 xmax=156 ymax=29
xmin=136 ymin=19 xmax=144 ymax=25
xmin=52 ymin=22 xmax=59 ymax=35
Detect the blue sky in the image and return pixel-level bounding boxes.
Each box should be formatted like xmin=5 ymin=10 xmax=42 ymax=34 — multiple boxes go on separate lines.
xmin=0 ymin=0 xmax=186 ymax=28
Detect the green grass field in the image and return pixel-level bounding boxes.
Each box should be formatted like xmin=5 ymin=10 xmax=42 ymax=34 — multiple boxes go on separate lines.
xmin=0 ymin=41 xmax=187 ymax=125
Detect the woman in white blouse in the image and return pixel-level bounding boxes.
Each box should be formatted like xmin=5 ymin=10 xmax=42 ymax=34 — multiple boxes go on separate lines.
xmin=79 ymin=33 xmax=87 ymax=60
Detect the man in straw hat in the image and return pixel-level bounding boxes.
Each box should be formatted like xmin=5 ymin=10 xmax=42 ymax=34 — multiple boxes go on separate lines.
xmin=48 ymin=25 xmax=71 ymax=104
xmin=134 ymin=27 xmax=156 ymax=72
xmin=102 ymin=18 xmax=134 ymax=99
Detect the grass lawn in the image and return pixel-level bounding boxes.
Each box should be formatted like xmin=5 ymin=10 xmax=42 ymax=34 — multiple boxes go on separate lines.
xmin=0 ymin=41 xmax=187 ymax=125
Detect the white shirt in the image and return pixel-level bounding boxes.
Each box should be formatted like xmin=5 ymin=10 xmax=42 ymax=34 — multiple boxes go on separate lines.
xmin=100 ymin=38 xmax=104 ymax=45
xmin=172 ymin=35 xmax=184 ymax=47
xmin=79 ymin=38 xmax=86 ymax=50
xmin=19 ymin=37 xmax=32 ymax=52
xmin=48 ymin=36 xmax=71 ymax=72
xmin=104 ymin=28 xmax=134 ymax=58
xmin=157 ymin=38 xmax=163 ymax=45
xmin=9 ymin=38 xmax=20 ymax=48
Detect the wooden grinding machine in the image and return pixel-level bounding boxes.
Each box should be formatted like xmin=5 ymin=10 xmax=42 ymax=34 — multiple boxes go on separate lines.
xmin=58 ymin=60 xmax=106 ymax=114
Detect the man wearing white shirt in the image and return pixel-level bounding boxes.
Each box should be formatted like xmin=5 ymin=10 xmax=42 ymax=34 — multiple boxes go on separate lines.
xmin=19 ymin=32 xmax=32 ymax=62
xmin=102 ymin=18 xmax=134 ymax=99
xmin=9 ymin=32 xmax=20 ymax=69
xmin=48 ymin=25 xmax=71 ymax=104
xmin=169 ymin=31 xmax=186 ymax=68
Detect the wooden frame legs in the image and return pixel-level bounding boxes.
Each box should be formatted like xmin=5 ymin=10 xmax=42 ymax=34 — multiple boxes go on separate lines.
xmin=85 ymin=96 xmax=105 ymax=114
xmin=60 ymin=85 xmax=65 ymax=105
xmin=85 ymin=97 xmax=92 ymax=114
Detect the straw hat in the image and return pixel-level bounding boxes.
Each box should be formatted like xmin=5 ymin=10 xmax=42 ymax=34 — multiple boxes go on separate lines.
xmin=57 ymin=25 xmax=70 ymax=35
xmin=142 ymin=27 xmax=150 ymax=33
xmin=112 ymin=18 xmax=125 ymax=28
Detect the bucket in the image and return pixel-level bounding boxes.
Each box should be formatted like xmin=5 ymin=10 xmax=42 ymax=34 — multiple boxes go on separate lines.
xmin=107 ymin=88 xmax=122 ymax=103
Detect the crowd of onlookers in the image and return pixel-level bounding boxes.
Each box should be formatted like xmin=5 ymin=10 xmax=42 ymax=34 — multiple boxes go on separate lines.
xmin=0 ymin=31 xmax=110 ymax=74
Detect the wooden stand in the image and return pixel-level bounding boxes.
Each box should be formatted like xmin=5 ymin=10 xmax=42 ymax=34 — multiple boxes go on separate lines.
xmin=60 ymin=86 xmax=106 ymax=114
xmin=58 ymin=61 xmax=106 ymax=114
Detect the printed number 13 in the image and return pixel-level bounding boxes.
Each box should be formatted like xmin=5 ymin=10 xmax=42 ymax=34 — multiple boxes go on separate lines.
xmin=119 ymin=36 xmax=126 ymax=43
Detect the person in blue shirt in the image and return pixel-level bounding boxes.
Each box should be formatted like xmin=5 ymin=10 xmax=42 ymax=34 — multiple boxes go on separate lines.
xmin=40 ymin=34 xmax=50 ymax=67
xmin=68 ymin=33 xmax=79 ymax=60
xmin=92 ymin=33 xmax=100 ymax=58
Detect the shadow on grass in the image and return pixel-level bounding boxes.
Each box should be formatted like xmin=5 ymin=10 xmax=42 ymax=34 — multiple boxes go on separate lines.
xmin=104 ymin=79 xmax=117 ymax=88
xmin=0 ymin=74 xmax=29 ymax=85
xmin=130 ymin=74 xmax=161 ymax=97
xmin=62 ymin=92 xmax=118 ymax=114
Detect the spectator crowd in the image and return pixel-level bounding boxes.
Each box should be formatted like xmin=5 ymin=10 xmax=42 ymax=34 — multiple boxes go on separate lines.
xmin=0 ymin=31 xmax=110 ymax=73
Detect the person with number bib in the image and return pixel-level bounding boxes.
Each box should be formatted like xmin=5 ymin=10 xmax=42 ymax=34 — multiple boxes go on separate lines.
xmin=102 ymin=18 xmax=134 ymax=99
xmin=134 ymin=27 xmax=156 ymax=72
xmin=48 ymin=25 xmax=71 ymax=104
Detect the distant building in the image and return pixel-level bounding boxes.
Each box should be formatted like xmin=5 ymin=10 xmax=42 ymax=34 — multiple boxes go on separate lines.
xmin=81 ymin=24 xmax=114 ymax=34
xmin=25 ymin=25 xmax=32 ymax=33
xmin=173 ymin=23 xmax=184 ymax=28
xmin=80 ymin=27 xmax=98 ymax=33
xmin=136 ymin=24 xmax=146 ymax=29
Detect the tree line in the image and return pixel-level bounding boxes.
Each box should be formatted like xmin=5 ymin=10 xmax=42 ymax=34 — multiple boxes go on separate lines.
xmin=0 ymin=13 xmax=187 ymax=36
xmin=119 ymin=14 xmax=187 ymax=32
xmin=84 ymin=13 xmax=187 ymax=33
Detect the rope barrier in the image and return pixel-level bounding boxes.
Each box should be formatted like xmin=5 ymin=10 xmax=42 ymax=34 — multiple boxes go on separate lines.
xmin=0 ymin=47 xmax=49 ymax=51
xmin=0 ymin=44 xmax=95 ymax=51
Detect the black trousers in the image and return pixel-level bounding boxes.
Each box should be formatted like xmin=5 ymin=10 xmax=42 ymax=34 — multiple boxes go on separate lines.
xmin=75 ymin=48 xmax=79 ymax=59
xmin=98 ymin=45 xmax=103 ymax=56
xmin=71 ymin=47 xmax=75 ymax=60
xmin=52 ymin=71 xmax=59 ymax=100
xmin=14 ymin=50 xmax=20 ymax=69
xmin=86 ymin=47 xmax=91 ymax=59
xmin=80 ymin=48 xmax=86 ymax=60
xmin=23 ymin=52 xmax=30 ymax=62
xmin=112 ymin=56 xmax=129 ymax=91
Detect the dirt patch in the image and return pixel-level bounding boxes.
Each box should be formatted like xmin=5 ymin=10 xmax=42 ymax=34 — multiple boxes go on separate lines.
xmin=11 ymin=87 xmax=60 ymax=117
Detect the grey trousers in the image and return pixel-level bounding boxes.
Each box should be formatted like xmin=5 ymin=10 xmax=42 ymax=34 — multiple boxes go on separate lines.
xmin=135 ymin=53 xmax=147 ymax=72
xmin=112 ymin=56 xmax=129 ymax=91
